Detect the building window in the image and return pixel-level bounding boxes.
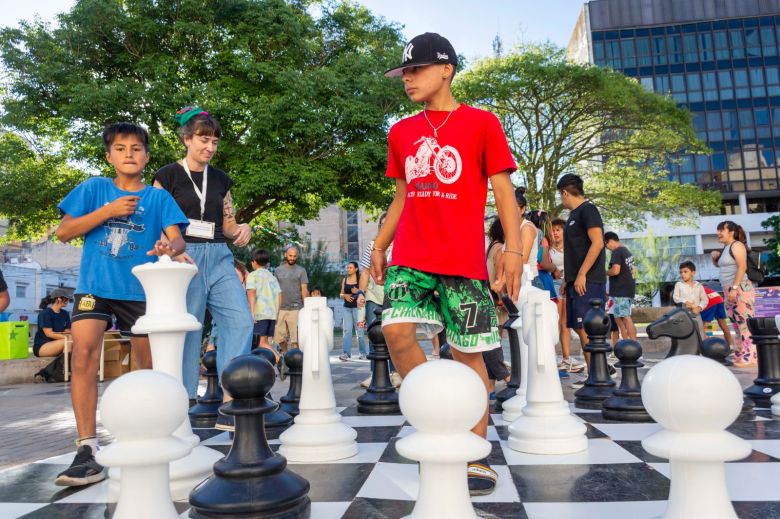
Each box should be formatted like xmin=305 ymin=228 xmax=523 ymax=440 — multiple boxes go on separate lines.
xmin=747 ymin=197 xmax=780 ymax=213
xmin=346 ymin=210 xmax=360 ymax=261
xmin=15 ymin=283 xmax=28 ymax=299
xmin=762 ymin=27 xmax=777 ymax=56
xmin=668 ymin=236 xmax=697 ymax=256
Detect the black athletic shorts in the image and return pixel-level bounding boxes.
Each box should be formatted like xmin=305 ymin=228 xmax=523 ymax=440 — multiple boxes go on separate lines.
xmin=253 ymin=319 xmax=276 ymax=338
xmin=483 ymin=347 xmax=510 ymax=381
xmin=71 ymin=294 xmax=147 ymax=337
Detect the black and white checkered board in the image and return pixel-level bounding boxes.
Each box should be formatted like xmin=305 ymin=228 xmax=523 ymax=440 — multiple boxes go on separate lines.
xmin=2 ymin=362 xmax=780 ymax=519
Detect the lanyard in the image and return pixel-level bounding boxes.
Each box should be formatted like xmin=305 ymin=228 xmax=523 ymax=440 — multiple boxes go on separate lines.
xmin=180 ymin=159 xmax=208 ymax=220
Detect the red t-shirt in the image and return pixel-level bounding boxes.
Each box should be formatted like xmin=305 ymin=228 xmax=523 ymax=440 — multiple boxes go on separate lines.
xmin=386 ymin=104 xmax=517 ymax=279
xmin=703 ymin=286 xmax=724 ymax=309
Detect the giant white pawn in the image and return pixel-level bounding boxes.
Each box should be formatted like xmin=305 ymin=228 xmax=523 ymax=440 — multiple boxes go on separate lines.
xmin=279 ymin=296 xmax=358 ymax=461
xmin=501 ymin=265 xmax=535 ymax=422
xmin=507 ymin=287 xmax=587 ymax=454
xmin=97 ymin=370 xmax=191 ymax=519
xmin=396 ymin=360 xmax=491 ymax=519
xmin=642 ymin=356 xmax=751 ymax=519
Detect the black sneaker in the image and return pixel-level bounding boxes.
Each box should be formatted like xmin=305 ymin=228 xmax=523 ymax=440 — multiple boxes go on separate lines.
xmin=467 ymin=459 xmax=497 ymax=496
xmin=608 ymin=364 xmax=617 ymax=376
xmin=215 ymin=412 xmax=235 ymax=432
xmin=54 ymin=445 xmax=105 ymax=487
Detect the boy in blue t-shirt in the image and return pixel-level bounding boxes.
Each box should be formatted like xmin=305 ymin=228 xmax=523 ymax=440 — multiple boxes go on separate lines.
xmin=53 ymin=122 xmax=188 ymax=487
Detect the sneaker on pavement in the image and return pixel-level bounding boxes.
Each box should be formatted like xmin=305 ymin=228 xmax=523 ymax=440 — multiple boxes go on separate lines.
xmin=390 ymin=372 xmax=402 ymax=388
xmin=215 ymin=412 xmax=235 ymax=432
xmin=559 ymin=357 xmax=586 ymax=373
xmin=608 ymin=364 xmax=617 ymax=375
xmin=358 ymin=354 xmax=368 ymax=361
xmin=54 ymin=445 xmax=105 ymax=487
xmin=570 ymin=379 xmax=586 ymax=388
xmin=338 ymin=353 xmax=351 ymax=362
xmin=467 ymin=459 xmax=497 ymax=496
xmin=360 ymin=375 xmax=372 ymax=388
xmin=276 ymin=357 xmax=288 ymax=381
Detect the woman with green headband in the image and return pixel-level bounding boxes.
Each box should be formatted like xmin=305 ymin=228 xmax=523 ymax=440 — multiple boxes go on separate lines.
xmin=153 ymin=106 xmax=254 ymax=432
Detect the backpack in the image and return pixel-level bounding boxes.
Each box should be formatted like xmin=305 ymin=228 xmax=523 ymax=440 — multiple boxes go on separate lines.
xmin=34 ymin=353 xmax=66 ymax=383
xmin=728 ymin=244 xmax=766 ymax=284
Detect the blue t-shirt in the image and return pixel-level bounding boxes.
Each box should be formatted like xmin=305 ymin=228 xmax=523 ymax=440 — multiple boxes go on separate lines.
xmin=58 ymin=177 xmax=189 ymax=301
xmin=33 ymin=307 xmax=71 ymax=347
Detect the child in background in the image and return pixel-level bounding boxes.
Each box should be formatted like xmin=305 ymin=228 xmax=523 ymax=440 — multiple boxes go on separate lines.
xmin=672 ymin=261 xmax=708 ymax=334
xmin=701 ymin=285 xmax=735 ymax=349
xmin=246 ymin=249 xmax=281 ymax=357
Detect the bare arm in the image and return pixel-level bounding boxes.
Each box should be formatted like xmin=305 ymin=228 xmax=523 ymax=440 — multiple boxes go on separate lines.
xmin=222 ymin=191 xmax=251 ymax=246
xmin=491 ymin=172 xmax=522 ymax=301
xmin=56 ymin=196 xmax=139 ymax=243
xmin=371 ymin=179 xmax=406 ymax=285
xmin=301 ymin=283 xmax=309 ymax=299
xmin=42 ymin=327 xmax=67 ymax=340
xmin=0 ymin=291 xmax=9 ymax=313
xmin=730 ymin=242 xmax=749 ymax=289
xmin=574 ymin=227 xmax=605 ymax=296
xmin=608 ymin=263 xmax=621 ymax=276
xmin=247 ymin=288 xmax=256 ymax=319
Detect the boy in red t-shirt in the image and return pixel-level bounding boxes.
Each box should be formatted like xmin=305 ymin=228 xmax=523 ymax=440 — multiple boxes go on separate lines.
xmin=370 ymin=32 xmax=522 ymax=495
xmin=701 ymin=285 xmax=735 ymax=348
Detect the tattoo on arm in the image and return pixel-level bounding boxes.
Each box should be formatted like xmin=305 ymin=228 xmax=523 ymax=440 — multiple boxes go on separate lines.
xmin=223 ymin=191 xmax=236 ymax=219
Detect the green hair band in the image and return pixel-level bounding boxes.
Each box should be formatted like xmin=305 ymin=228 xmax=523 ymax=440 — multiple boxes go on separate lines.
xmin=175 ymin=105 xmax=209 ymax=126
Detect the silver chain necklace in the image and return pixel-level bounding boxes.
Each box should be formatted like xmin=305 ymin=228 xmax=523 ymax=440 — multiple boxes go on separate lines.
xmin=424 ymin=107 xmax=457 ymax=138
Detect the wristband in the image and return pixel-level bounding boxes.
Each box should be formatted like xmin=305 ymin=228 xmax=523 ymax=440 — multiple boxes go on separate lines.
xmin=372 ymin=246 xmax=385 ymax=252
xmin=504 ymin=249 xmax=523 ymax=257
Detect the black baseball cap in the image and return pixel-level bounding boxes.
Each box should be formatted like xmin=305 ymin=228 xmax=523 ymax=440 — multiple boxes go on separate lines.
xmin=384 ymin=32 xmax=458 ymax=78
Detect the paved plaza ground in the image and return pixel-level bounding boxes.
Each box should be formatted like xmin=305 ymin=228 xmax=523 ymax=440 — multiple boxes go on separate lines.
xmin=0 ymin=336 xmax=760 ymax=471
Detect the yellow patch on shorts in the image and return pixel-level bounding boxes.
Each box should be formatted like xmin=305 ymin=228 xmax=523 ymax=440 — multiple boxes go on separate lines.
xmin=78 ymin=295 xmax=96 ymax=311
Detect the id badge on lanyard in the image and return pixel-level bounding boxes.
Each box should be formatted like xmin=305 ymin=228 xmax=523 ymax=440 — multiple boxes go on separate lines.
xmin=180 ymin=159 xmax=216 ymax=240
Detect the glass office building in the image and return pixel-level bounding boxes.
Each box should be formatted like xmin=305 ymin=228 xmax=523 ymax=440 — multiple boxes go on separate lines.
xmin=568 ymin=0 xmax=780 ymax=279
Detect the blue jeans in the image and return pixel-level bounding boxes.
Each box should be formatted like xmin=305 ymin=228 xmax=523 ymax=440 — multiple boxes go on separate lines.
xmin=182 ymin=242 xmax=254 ymax=398
xmin=342 ymin=306 xmax=367 ymax=356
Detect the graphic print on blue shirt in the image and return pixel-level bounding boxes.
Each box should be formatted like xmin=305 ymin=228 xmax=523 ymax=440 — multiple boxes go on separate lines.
xmin=58 ymin=177 xmax=189 ymax=301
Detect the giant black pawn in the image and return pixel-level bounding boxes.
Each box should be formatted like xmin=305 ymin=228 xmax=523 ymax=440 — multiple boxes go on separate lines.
xmin=189 ymin=350 xmax=224 ymax=428
xmin=251 ymin=348 xmax=293 ymax=428
xmin=601 ymin=340 xmax=653 ymax=422
xmin=701 ymin=338 xmax=754 ymax=420
xmin=743 ymin=318 xmax=780 ymax=408
xmin=357 ymin=310 xmax=400 ymax=414
xmin=189 ymin=355 xmax=310 ymax=518
xmin=279 ymin=349 xmax=303 ymax=417
xmin=574 ymin=299 xmax=616 ymax=410
xmin=496 ymin=295 xmax=521 ymax=411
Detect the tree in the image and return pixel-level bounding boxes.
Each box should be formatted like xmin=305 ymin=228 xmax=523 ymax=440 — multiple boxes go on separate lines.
xmin=454 ymin=44 xmax=721 ymax=230
xmin=0 ymin=132 xmax=86 ymax=241
xmin=762 ymin=215 xmax=780 ymax=275
xmin=630 ymin=232 xmax=682 ymax=299
xmin=0 ymin=0 xmax=411 ymax=238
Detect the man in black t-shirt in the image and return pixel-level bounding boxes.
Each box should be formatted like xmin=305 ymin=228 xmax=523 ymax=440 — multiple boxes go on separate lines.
xmin=605 ymin=232 xmax=637 ymax=341
xmin=557 ymin=174 xmax=606 ymax=367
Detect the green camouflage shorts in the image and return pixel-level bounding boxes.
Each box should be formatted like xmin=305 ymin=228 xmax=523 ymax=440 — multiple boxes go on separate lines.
xmin=381 ymin=266 xmax=500 ymax=353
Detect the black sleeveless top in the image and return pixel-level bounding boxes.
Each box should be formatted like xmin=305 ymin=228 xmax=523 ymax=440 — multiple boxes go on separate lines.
xmin=343 ymin=279 xmax=359 ymax=308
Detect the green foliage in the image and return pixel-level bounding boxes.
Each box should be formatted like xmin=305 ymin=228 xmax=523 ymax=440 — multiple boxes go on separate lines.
xmin=0 ymin=133 xmax=86 ymax=241
xmin=293 ymin=238 xmax=343 ymax=298
xmin=761 ymin=215 xmax=780 ymax=275
xmin=629 ymin=232 xmax=682 ymax=298
xmin=0 ymin=0 xmax=412 ymax=236
xmin=454 ymin=44 xmax=721 ymax=229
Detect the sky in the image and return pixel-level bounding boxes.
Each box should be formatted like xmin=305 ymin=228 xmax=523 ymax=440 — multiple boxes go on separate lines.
xmin=0 ymin=1 xmax=585 ymax=60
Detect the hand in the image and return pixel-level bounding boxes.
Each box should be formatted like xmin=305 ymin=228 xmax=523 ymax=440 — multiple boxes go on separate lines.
xmin=497 ymin=250 xmax=522 ymax=302
xmin=357 ymin=294 xmax=366 ymax=308
xmin=574 ymin=273 xmax=587 ymax=296
xmin=711 ymin=250 xmax=721 ymax=261
xmin=370 ymin=249 xmax=387 ymax=285
xmin=173 ymin=252 xmax=196 ymax=265
xmin=560 ymin=281 xmax=567 ymax=297
xmin=147 ymin=240 xmax=178 ymax=257
xmin=727 ymin=289 xmax=737 ymax=303
xmin=105 ymin=196 xmax=139 ymax=217
xmin=232 ymin=223 xmax=251 ymax=247
xmin=344 ymin=294 xmax=354 ymax=303
xmin=552 ymin=269 xmax=562 ymax=280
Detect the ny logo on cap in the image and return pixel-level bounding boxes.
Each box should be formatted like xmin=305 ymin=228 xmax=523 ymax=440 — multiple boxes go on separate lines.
xmin=403 ymin=42 xmax=414 ymax=62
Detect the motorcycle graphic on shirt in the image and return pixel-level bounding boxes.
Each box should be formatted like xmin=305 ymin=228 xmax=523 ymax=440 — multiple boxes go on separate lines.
xmin=100 ymin=216 xmax=145 ymax=257
xmin=405 ymin=136 xmax=462 ymax=185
